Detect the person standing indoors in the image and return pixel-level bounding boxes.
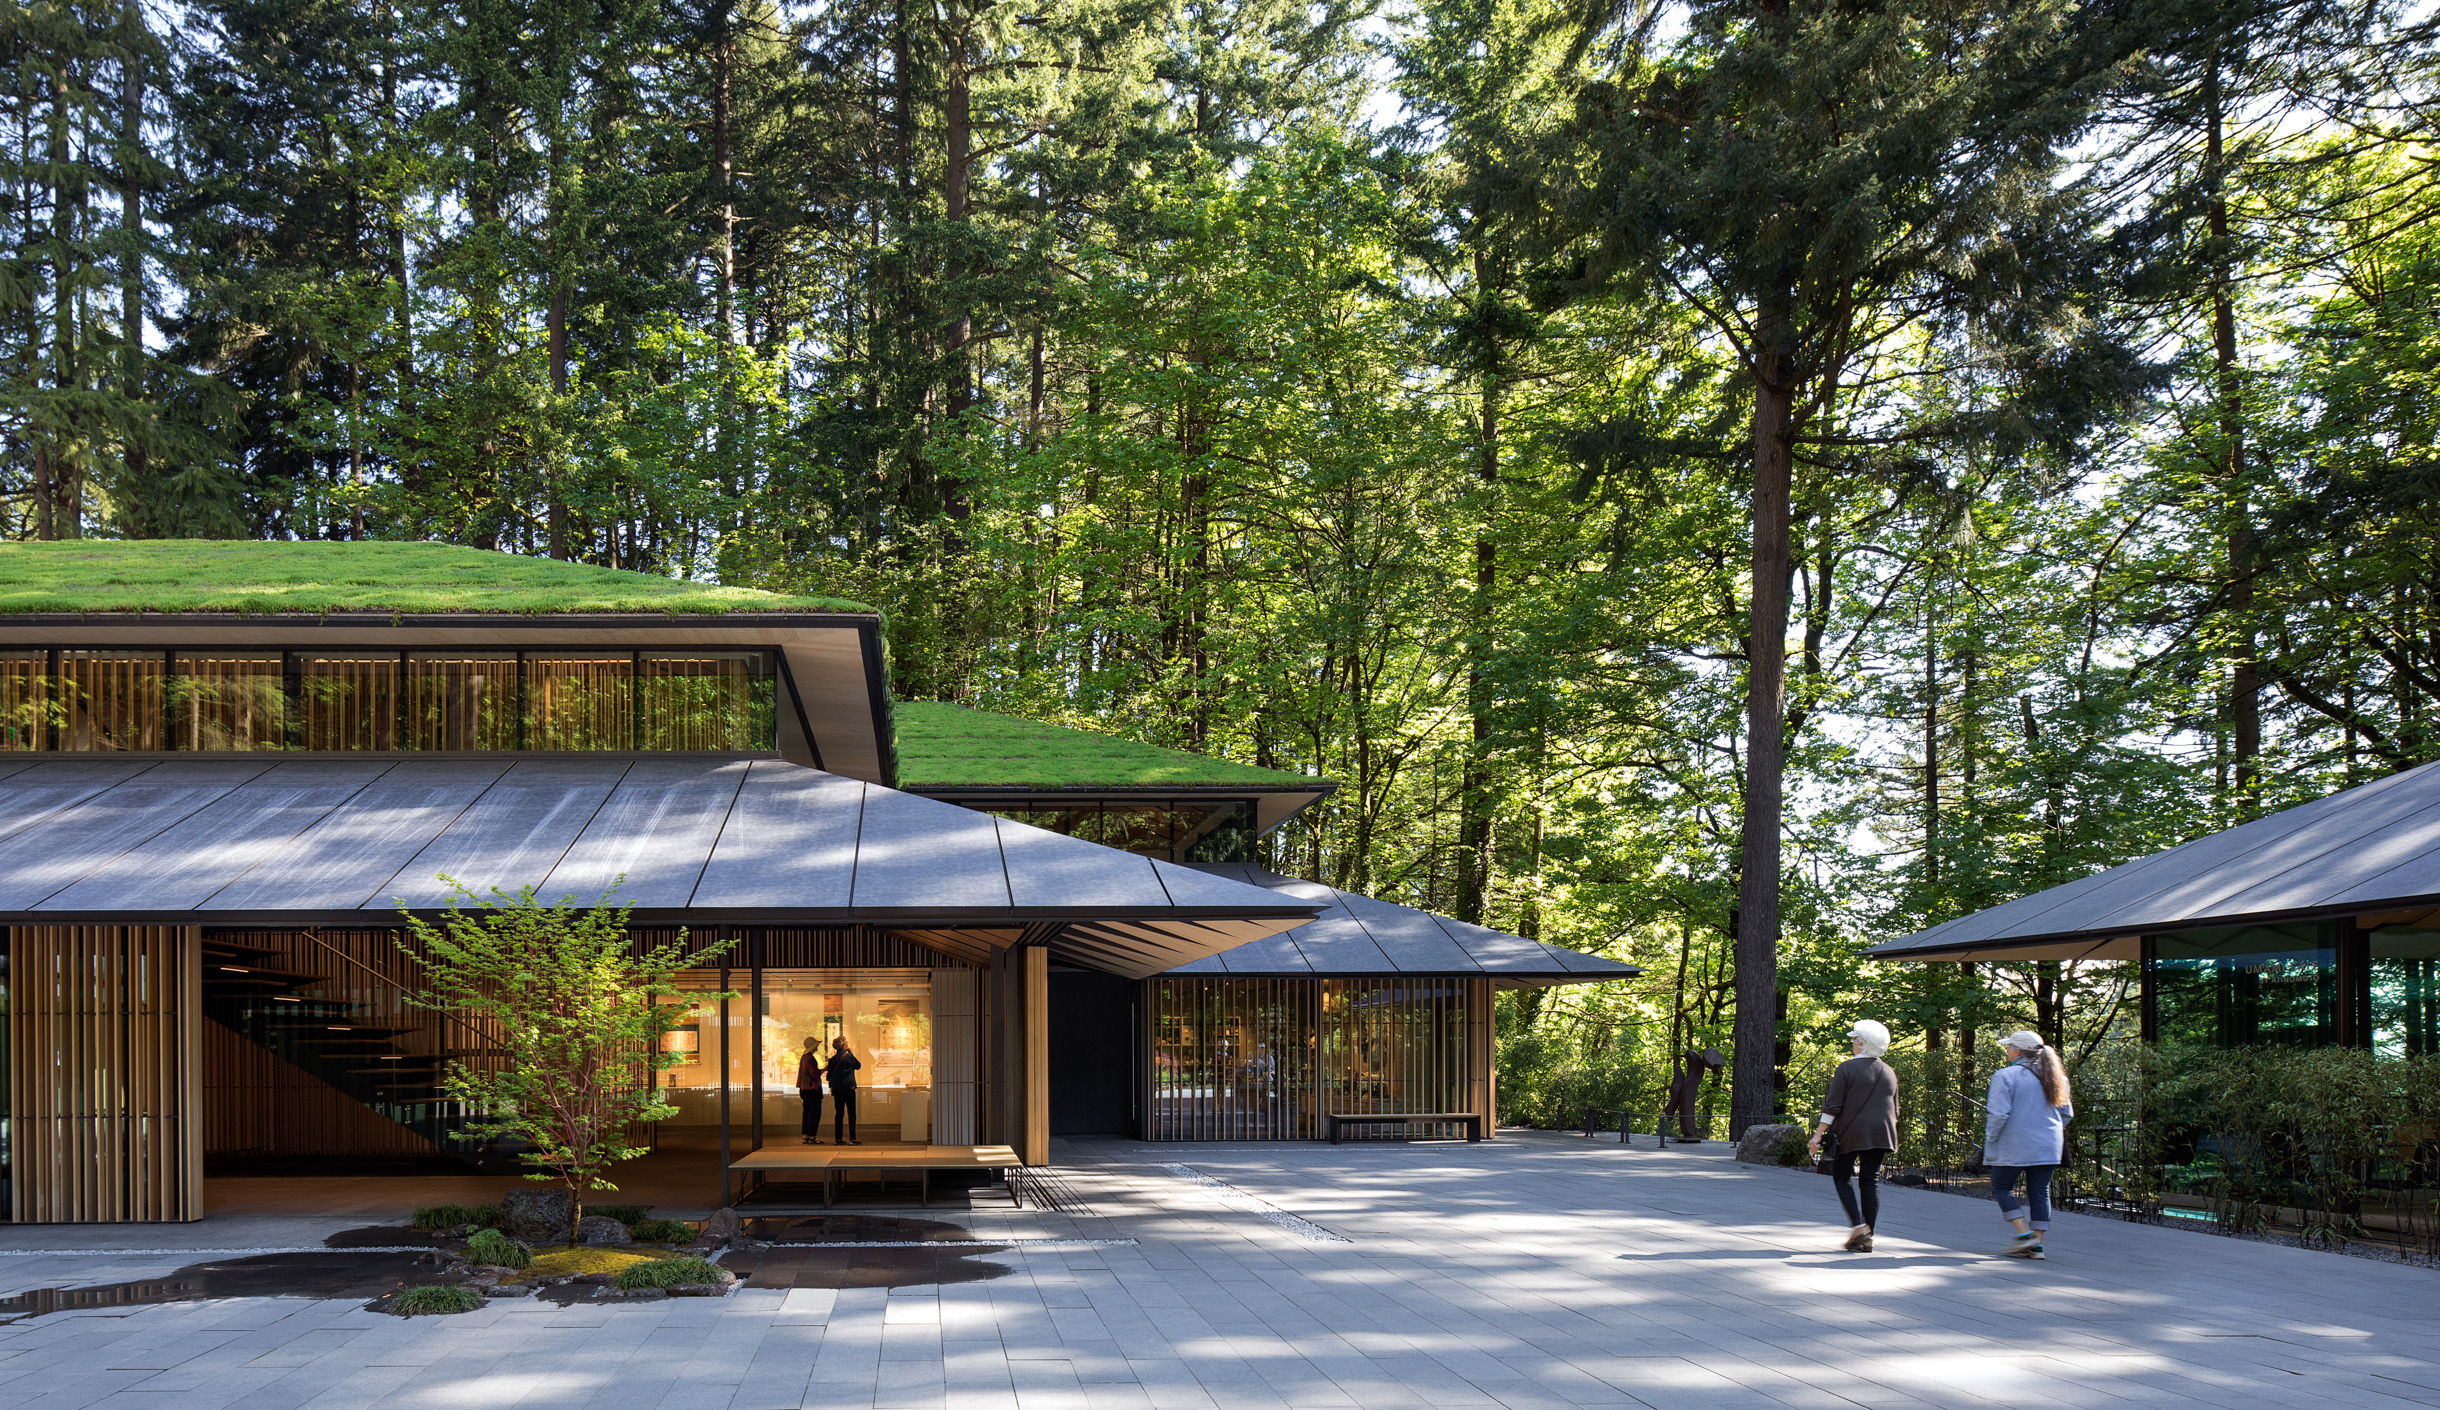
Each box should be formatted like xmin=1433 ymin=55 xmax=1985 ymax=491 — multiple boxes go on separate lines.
xmin=827 ymin=1035 xmax=863 ymax=1145
xmin=1808 ymin=1020 xmax=1900 ymax=1252
xmin=1985 ymin=1030 xmax=2074 ymax=1260
xmin=795 ymin=1036 xmax=826 ymax=1145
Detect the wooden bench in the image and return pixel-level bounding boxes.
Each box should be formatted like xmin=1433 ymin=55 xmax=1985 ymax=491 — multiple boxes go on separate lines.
xmin=1324 ymin=1112 xmax=1485 ymax=1144
xmin=728 ymin=1144 xmax=1026 ymax=1209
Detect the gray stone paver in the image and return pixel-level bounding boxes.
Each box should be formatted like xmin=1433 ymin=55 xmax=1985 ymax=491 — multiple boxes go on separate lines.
xmin=5 ymin=1135 xmax=2439 ymax=1407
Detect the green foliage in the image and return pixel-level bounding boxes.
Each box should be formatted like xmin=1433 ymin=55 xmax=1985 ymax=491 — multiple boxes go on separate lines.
xmin=389 ymin=1285 xmax=483 ymax=1316
xmin=409 ymin=1203 xmax=499 ymax=1231
xmin=627 ymin=1220 xmax=699 ymax=1245
xmin=398 ymin=879 xmax=738 ymax=1245
xmin=611 ymin=1256 xmax=727 ymax=1289
xmin=466 ymin=1228 xmax=532 ymax=1270
xmin=0 ymin=541 xmax=867 ymax=615
xmin=588 ymin=1206 xmax=651 ymax=1227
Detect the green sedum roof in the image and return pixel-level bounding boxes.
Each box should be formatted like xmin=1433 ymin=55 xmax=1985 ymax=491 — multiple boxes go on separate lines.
xmin=0 ymin=540 xmax=871 ymax=616
xmin=894 ymin=702 xmax=1320 ymax=789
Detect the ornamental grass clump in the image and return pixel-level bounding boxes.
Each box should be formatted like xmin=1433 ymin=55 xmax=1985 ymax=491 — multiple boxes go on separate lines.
xmin=628 ymin=1219 xmax=698 ymax=1244
xmin=467 ymin=1228 xmax=532 ymax=1270
xmin=389 ymin=1285 xmax=482 ymax=1316
xmin=612 ymin=1256 xmax=726 ymax=1290
xmin=409 ymin=1203 xmax=499 ymax=1231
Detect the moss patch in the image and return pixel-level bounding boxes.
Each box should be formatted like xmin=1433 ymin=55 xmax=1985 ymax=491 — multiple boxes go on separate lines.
xmin=0 ymin=541 xmax=871 ymax=617
xmin=895 ymin=702 xmax=1318 ymax=788
xmin=526 ymin=1247 xmax=657 ymax=1279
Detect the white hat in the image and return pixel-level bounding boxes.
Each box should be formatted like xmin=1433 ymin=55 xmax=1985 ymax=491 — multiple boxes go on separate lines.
xmin=2001 ymin=1030 xmax=2045 ymax=1052
xmin=1847 ymin=1019 xmax=1890 ymax=1057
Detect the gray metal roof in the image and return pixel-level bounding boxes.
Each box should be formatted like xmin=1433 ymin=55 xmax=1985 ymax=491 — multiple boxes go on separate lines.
xmin=1160 ymin=864 xmax=1642 ymax=986
xmin=0 ymin=755 xmax=1321 ymax=978
xmin=1868 ymin=758 xmax=2440 ymax=962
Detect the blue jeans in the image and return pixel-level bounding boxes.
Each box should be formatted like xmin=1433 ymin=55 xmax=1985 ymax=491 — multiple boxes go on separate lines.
xmin=1991 ymin=1164 xmax=2055 ymax=1230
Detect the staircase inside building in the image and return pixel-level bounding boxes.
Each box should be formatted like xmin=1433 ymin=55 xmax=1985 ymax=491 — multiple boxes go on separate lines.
xmin=201 ymin=933 xmax=529 ymax=1174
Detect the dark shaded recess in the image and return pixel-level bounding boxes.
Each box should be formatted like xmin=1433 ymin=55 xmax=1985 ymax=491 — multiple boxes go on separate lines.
xmin=721 ymin=1243 xmax=1010 ymax=1290
xmin=323 ymin=1225 xmax=452 ymax=1248
xmin=0 ymin=1252 xmax=449 ymax=1323
xmin=1050 ymin=969 xmax=1135 ymax=1136
xmin=743 ymin=1214 xmax=976 ymax=1242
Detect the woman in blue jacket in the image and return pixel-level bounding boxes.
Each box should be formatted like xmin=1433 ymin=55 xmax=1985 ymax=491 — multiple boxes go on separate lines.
xmin=1985 ymin=1030 xmax=2074 ymax=1260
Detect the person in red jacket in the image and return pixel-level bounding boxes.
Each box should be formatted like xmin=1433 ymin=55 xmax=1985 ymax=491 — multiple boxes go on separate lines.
xmin=795 ymin=1036 xmax=826 ymax=1145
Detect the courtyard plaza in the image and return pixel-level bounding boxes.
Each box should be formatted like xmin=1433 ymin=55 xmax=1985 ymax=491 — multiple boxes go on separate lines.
xmin=0 ymin=1131 xmax=2432 ymax=1410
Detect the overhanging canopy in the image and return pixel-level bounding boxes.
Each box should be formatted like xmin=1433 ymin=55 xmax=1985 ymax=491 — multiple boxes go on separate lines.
xmin=1163 ymin=864 xmax=1642 ymax=988
xmin=1869 ymin=757 xmax=2440 ymax=962
xmin=0 ymin=755 xmax=1321 ymax=979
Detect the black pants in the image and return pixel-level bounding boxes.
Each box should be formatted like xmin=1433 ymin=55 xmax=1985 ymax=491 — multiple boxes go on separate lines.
xmin=832 ymin=1086 xmax=858 ymax=1141
xmin=1832 ymin=1148 xmax=1885 ymax=1228
xmin=800 ymin=1088 xmax=822 ymax=1138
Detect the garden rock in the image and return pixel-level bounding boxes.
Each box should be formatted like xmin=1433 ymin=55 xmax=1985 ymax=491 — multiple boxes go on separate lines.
xmin=576 ymin=1215 xmax=634 ymax=1246
xmin=1734 ymin=1123 xmax=1803 ymax=1165
xmin=600 ymin=1286 xmax=667 ymax=1300
xmin=667 ymin=1282 xmax=729 ymax=1297
xmin=484 ymin=1283 xmax=531 ymax=1298
xmin=701 ymin=1207 xmax=740 ymax=1243
xmin=501 ymin=1189 xmax=574 ymax=1242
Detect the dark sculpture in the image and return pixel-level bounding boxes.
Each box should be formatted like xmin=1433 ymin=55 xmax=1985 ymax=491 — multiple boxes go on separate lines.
xmin=1660 ymin=1047 xmax=1727 ymax=1140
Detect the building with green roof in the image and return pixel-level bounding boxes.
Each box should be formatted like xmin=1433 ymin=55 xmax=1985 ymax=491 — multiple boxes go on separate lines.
xmin=0 ymin=542 xmax=1630 ymax=1224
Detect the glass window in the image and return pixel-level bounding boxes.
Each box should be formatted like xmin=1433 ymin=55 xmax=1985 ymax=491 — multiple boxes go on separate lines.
xmin=655 ymin=969 xmax=936 ymax=1140
xmin=2371 ymin=925 xmax=2440 ymax=1058
xmin=2152 ymin=922 xmax=2335 ymax=1048
xmin=0 ymin=651 xmax=45 ymax=751
xmin=639 ymin=651 xmax=772 ymax=751
xmin=56 ymin=650 xmax=163 ymax=751
xmin=298 ymin=654 xmax=398 ymax=751
xmin=172 ymin=652 xmax=286 ymax=751
xmin=526 ymin=654 xmax=632 ymax=751
xmin=403 ymin=654 xmax=518 ymax=751
xmin=1180 ymin=801 xmax=1253 ymax=863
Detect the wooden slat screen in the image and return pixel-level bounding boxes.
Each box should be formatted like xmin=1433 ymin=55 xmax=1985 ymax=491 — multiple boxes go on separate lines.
xmin=56 ymin=651 xmax=163 ymax=752
xmin=1147 ymin=977 xmax=1476 ymax=1140
xmin=1 ymin=650 xmax=43 ymax=751
xmin=527 ymin=654 xmax=632 ymax=751
xmin=298 ymin=654 xmax=398 ymax=751
xmin=638 ymin=652 xmax=771 ymax=751
xmin=8 ymin=925 xmax=202 ymax=1222
xmin=402 ymin=653 xmax=519 ymax=751
xmin=172 ymin=653 xmax=285 ymax=751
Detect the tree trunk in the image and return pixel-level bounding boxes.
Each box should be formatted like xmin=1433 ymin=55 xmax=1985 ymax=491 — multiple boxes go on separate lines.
xmin=119 ymin=0 xmax=144 ymax=509
xmin=1732 ymin=288 xmax=1796 ymax=1137
xmin=2206 ymin=54 xmax=2259 ymax=817
xmin=1457 ymin=252 xmax=1499 ymax=927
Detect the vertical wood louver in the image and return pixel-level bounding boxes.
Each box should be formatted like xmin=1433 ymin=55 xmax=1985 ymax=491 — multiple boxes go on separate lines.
xmin=8 ymin=925 xmax=203 ymax=1221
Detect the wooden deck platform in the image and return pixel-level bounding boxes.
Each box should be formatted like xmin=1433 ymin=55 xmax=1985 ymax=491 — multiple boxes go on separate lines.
xmin=728 ymin=1143 xmax=1026 ymax=1209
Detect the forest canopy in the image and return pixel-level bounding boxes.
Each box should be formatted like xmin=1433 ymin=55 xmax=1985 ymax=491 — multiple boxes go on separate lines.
xmin=7 ymin=0 xmax=2440 ymax=1124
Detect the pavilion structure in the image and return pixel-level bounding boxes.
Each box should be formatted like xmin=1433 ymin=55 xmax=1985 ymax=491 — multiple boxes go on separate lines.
xmin=1866 ymin=758 xmax=2440 ymax=1053
xmin=0 ymin=542 xmax=1634 ymax=1222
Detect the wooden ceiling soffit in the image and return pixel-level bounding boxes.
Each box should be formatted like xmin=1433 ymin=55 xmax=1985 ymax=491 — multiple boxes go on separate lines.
xmin=881 ymin=927 xmax=1004 ymax=967
xmin=1056 ymin=916 xmax=1308 ymax=980
xmin=1880 ymin=934 xmax=2142 ymax=964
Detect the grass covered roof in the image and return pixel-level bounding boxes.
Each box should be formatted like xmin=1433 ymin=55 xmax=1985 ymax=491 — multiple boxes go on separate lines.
xmin=894 ymin=702 xmax=1321 ymax=789
xmin=0 ymin=540 xmax=871 ymax=616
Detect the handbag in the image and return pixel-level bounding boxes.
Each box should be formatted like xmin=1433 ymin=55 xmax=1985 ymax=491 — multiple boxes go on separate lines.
xmin=1813 ymin=1129 xmax=1841 ymax=1175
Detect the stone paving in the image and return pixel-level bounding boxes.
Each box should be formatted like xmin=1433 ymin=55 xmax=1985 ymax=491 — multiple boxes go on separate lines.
xmin=4 ymin=1132 xmax=2439 ymax=1409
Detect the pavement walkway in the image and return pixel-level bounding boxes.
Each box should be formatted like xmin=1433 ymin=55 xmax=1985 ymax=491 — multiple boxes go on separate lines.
xmin=2 ymin=1132 xmax=2436 ymax=1410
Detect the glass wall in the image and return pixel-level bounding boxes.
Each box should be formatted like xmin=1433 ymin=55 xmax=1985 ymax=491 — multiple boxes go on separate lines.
xmin=2372 ymin=924 xmax=2440 ymax=1057
xmin=656 ymin=969 xmax=937 ymax=1142
xmin=980 ymin=799 xmax=1256 ymax=863
xmin=0 ymin=647 xmax=775 ymax=753
xmin=2150 ymin=922 xmax=2336 ymax=1048
xmin=1147 ymin=977 xmax=1471 ymax=1139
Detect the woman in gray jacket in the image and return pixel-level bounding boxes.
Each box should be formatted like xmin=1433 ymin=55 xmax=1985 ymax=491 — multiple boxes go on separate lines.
xmin=1809 ymin=1019 xmax=1900 ymax=1252
xmin=1985 ymin=1030 xmax=2074 ymax=1260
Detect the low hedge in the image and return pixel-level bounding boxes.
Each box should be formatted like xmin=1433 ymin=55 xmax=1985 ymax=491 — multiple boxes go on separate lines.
xmin=612 ymin=1256 xmax=726 ymax=1290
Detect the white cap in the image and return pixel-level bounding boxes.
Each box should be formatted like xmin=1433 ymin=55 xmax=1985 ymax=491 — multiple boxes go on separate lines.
xmin=2001 ymin=1030 xmax=2045 ymax=1052
xmin=1847 ymin=1019 xmax=1890 ymax=1057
